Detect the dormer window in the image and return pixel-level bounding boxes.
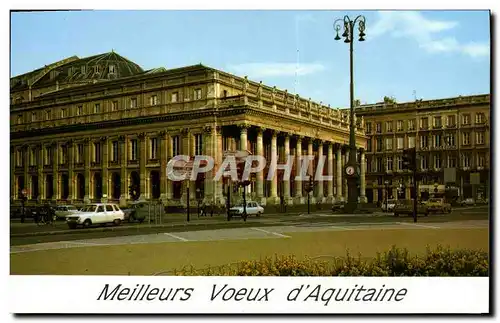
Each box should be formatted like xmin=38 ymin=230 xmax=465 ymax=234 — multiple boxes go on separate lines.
xmin=109 ymin=65 xmax=116 ymax=74
xmin=81 ymin=65 xmax=86 ymax=75
xmin=94 ymin=65 xmax=100 ymax=74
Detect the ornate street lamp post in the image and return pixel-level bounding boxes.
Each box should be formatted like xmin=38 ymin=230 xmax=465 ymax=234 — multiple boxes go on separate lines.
xmin=384 ymin=180 xmax=390 ymax=212
xmin=333 ymin=15 xmax=366 ymax=213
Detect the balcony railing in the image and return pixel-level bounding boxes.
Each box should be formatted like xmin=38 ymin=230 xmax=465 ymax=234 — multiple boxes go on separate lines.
xmin=91 ymin=161 xmax=101 ymax=167
xmin=446 ymin=124 xmax=456 ymax=128
xmin=128 ymin=159 xmax=139 ymax=165
xmin=432 ymin=125 xmax=442 ymax=129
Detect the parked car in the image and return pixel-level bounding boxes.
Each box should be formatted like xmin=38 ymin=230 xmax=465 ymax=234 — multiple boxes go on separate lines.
xmin=229 ymin=201 xmax=264 ymax=219
xmin=460 ymin=198 xmax=476 ymax=206
xmin=54 ymin=205 xmax=80 ymax=220
xmin=66 ymin=203 xmax=124 ymax=229
xmin=476 ymin=198 xmax=488 ymax=205
xmin=121 ymin=201 xmax=147 ymax=223
xmin=331 ymin=200 xmax=346 ymax=212
xmin=426 ymin=198 xmax=452 ymax=214
xmin=393 ymin=200 xmax=429 ymax=217
xmin=381 ymin=199 xmax=397 ymax=212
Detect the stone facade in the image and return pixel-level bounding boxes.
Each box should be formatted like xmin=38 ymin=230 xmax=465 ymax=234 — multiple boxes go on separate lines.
xmin=10 ymin=52 xmax=368 ymax=207
xmin=354 ymin=94 xmax=490 ymax=203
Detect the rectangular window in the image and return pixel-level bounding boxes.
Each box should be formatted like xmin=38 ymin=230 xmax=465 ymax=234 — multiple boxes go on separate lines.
xmin=408 ymin=136 xmax=416 ymax=148
xmin=420 ymin=135 xmax=428 ymax=148
xmin=61 ymin=145 xmax=68 ymax=164
xmin=478 ymin=154 xmax=485 ymax=167
xmin=462 ymin=114 xmax=470 ymax=125
xmin=77 ymin=105 xmax=83 ymax=116
xmin=434 ymin=134 xmax=442 ymax=147
xmin=112 ymin=101 xmax=118 ymax=111
xmin=17 ymin=114 xmax=23 ymax=124
xmin=420 ymin=117 xmax=428 ymax=129
xmin=94 ymin=103 xmax=100 ymax=114
xmin=150 ymin=138 xmax=158 ymax=159
xmin=385 ymin=121 xmax=393 ymax=132
xmin=475 ymin=113 xmax=485 ymax=124
xmin=60 ymin=108 xmax=66 ymax=118
xmin=30 ymin=112 xmax=36 ymax=122
xmin=172 ymin=136 xmax=180 ymax=156
xmin=462 ymin=153 xmax=470 ymax=168
xmin=376 ymin=138 xmax=383 ymax=152
xmin=376 ymin=122 xmax=382 ymax=133
xmin=446 ymin=134 xmax=456 ymax=146
xmin=397 ymin=137 xmax=404 ymax=150
xmin=112 ymin=141 xmax=119 ymax=162
xmin=45 ymin=110 xmax=51 ymax=120
xmin=109 ymin=65 xmax=116 ymax=73
xmin=476 ymin=132 xmax=485 ymax=145
xmin=434 ymin=154 xmax=441 ymax=169
xmin=77 ymin=144 xmax=84 ymax=163
xmin=396 ymin=156 xmax=402 ymax=171
xmin=462 ymin=132 xmax=470 ymax=145
xmin=408 ymin=119 xmax=415 ymax=131
xmin=385 ymin=138 xmax=393 ymax=151
xmin=194 ymin=88 xmax=202 ymax=100
xmin=367 ymin=139 xmax=372 ymax=152
xmin=376 ymin=157 xmax=383 ymax=172
xmin=172 ymin=92 xmax=178 ymax=103
xmin=421 ymin=155 xmax=428 ymax=169
xmin=195 ymin=134 xmax=203 ymax=155
xmin=434 ymin=116 xmax=442 ymax=127
xmin=386 ymin=157 xmax=393 ymax=171
xmin=447 ymin=115 xmax=456 ymax=126
xmin=130 ymin=139 xmax=138 ymax=160
xmin=365 ymin=122 xmax=372 ymax=133
xmin=150 ymin=95 xmax=158 ymax=106
xmin=447 ymin=155 xmax=456 ymax=168
xmin=396 ymin=120 xmax=404 ymax=131
xmin=93 ymin=142 xmax=101 ymax=163
xmin=130 ymin=98 xmax=138 ymax=109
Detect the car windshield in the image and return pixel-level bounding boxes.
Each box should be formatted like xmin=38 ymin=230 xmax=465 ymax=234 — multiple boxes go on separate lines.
xmin=429 ymin=198 xmax=441 ymax=202
xmin=82 ymin=205 xmax=97 ymax=212
xmin=67 ymin=206 xmax=77 ymax=210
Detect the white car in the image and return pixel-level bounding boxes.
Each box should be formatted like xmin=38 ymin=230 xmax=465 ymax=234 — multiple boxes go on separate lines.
xmin=66 ymin=203 xmax=124 ymax=229
xmin=54 ymin=205 xmax=80 ymax=219
xmin=381 ymin=199 xmax=397 ymax=212
xmin=229 ymin=201 xmax=264 ymax=218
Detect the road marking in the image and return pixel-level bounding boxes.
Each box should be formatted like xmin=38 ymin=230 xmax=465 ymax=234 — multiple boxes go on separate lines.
xmin=398 ymin=222 xmax=440 ymax=229
xmin=251 ymin=227 xmax=291 ymax=238
xmin=66 ymin=241 xmax=105 ymax=246
xmin=330 ymin=226 xmax=354 ymax=231
xmin=163 ymin=232 xmax=189 ymax=242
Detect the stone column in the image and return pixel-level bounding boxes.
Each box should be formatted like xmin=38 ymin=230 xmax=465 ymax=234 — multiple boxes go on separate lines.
xmin=316 ymin=141 xmax=324 ymax=202
xmin=336 ymin=144 xmax=343 ymax=201
xmin=214 ymin=126 xmax=224 ymax=204
xmin=343 ymin=147 xmax=349 ymax=201
xmin=119 ymin=135 xmax=127 ymax=207
xmin=68 ymin=140 xmax=74 ymax=201
xmin=159 ymin=131 xmax=168 ymax=203
xmin=239 ymin=124 xmax=248 ymax=151
xmin=166 ymin=134 xmax=174 ymax=200
xmin=84 ymin=138 xmax=91 ymax=204
xmin=139 ymin=132 xmax=147 ymax=201
xmin=101 ymin=137 xmax=109 ymax=202
xmin=294 ymin=136 xmax=303 ymax=202
xmin=269 ymin=130 xmax=278 ymax=204
xmin=256 ymin=127 xmax=265 ymax=205
xmin=180 ymin=128 xmax=190 ymax=204
xmin=283 ymin=133 xmax=291 ymax=203
xmin=10 ymin=146 xmax=15 ymax=201
xmin=327 ymin=142 xmax=334 ymax=202
xmin=52 ymin=142 xmax=59 ymax=202
xmin=359 ymin=148 xmax=367 ymax=203
xmin=37 ymin=145 xmax=43 ymax=201
xmin=22 ymin=145 xmax=28 ymax=199
xmin=189 ymin=131 xmax=196 ymax=201
xmin=203 ymin=126 xmax=214 ymax=203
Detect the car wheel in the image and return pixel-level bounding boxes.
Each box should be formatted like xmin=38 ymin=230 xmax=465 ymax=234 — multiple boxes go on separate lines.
xmin=113 ymin=219 xmax=122 ymax=226
xmin=425 ymin=212 xmax=429 ymax=217
xmin=256 ymin=212 xmax=261 ymax=217
xmin=83 ymin=219 xmax=92 ymax=228
xmin=394 ymin=213 xmax=399 ymax=217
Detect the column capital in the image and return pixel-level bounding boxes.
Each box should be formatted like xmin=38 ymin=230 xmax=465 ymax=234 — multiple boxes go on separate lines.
xmin=99 ymin=136 xmax=108 ymax=142
xmin=238 ymin=123 xmax=251 ymax=132
xmin=158 ymin=130 xmax=167 ymax=137
xmin=358 ymin=147 xmax=365 ymax=154
xmin=256 ymin=127 xmax=266 ymax=135
xmin=65 ymin=139 xmax=74 ymax=146
xmin=279 ymin=131 xmax=290 ymax=138
xmin=314 ymin=138 xmax=324 ymax=145
xmin=118 ymin=135 xmax=126 ymax=142
xmin=294 ymin=134 xmax=303 ymax=142
xmin=203 ymin=125 xmax=212 ymax=134
xmin=181 ymin=128 xmax=190 ymax=136
xmin=334 ymin=143 xmax=342 ymax=151
xmin=137 ymin=132 xmax=146 ymax=140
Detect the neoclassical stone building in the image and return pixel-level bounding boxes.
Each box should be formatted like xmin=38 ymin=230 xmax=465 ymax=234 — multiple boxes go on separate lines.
xmin=10 ymin=52 xmax=368 ymax=207
xmin=355 ymin=94 xmax=490 ymax=203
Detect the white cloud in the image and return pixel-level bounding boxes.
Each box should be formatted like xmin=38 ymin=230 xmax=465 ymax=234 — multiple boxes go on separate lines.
xmin=370 ymin=11 xmax=489 ymax=58
xmin=227 ymin=62 xmax=326 ymax=78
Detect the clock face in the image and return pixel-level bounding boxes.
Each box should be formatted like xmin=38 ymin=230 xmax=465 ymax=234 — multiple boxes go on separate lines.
xmin=346 ymin=166 xmax=355 ymax=176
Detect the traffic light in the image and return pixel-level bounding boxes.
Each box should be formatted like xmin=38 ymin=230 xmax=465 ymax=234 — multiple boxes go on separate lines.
xmin=402 ymin=148 xmax=416 ymax=171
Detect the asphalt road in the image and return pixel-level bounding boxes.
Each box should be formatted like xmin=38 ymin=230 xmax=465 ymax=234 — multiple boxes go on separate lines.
xmin=10 ymin=206 xmax=488 ymax=246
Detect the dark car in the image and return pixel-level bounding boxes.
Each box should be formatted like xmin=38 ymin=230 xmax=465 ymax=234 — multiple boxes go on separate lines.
xmin=331 ymin=200 xmax=346 ymax=212
xmin=122 ymin=202 xmax=148 ymax=223
xmin=393 ymin=200 xmax=429 ymax=217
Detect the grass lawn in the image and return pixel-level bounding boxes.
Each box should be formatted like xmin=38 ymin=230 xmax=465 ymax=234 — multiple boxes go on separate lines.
xmin=10 ymin=227 xmax=488 ymax=276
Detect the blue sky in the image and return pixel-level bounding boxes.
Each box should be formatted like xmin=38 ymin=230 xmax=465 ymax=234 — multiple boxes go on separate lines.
xmin=10 ymin=10 xmax=490 ymax=107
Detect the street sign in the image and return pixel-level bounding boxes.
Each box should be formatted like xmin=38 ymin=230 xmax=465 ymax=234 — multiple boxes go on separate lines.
xmin=444 ymin=168 xmax=456 ymax=183
xmin=470 ymin=173 xmax=480 ymax=185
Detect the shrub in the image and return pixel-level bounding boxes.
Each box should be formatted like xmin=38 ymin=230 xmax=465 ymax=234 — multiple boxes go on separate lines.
xmin=172 ymin=245 xmax=488 ymax=276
